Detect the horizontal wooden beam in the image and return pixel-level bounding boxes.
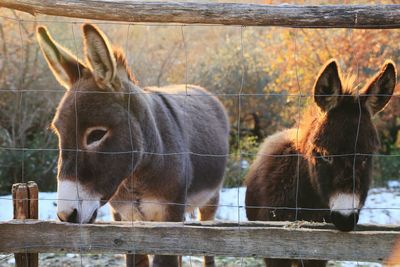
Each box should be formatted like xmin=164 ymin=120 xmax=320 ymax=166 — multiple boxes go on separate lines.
xmin=1 ymin=1 xmax=400 ymax=28
xmin=0 ymin=220 xmax=399 ymax=262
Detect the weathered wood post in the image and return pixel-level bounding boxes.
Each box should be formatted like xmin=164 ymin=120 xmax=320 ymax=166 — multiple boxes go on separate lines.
xmin=12 ymin=181 xmax=39 ymax=267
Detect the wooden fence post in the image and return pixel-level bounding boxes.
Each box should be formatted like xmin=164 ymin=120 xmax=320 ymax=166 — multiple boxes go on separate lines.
xmin=12 ymin=182 xmax=39 ymax=267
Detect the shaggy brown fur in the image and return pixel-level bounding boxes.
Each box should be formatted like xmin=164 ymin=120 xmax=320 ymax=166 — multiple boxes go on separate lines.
xmin=245 ymin=59 xmax=396 ymax=267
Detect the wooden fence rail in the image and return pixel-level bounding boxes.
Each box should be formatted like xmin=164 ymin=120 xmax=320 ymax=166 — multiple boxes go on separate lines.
xmin=2 ymin=1 xmax=400 ymax=28
xmin=0 ymin=220 xmax=399 ymax=262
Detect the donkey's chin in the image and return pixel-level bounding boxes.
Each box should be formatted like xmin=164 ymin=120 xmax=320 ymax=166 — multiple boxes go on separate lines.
xmin=76 ymin=207 xmax=99 ymax=224
xmin=331 ymin=211 xmax=359 ymax=231
xmin=57 ymin=204 xmax=100 ymax=224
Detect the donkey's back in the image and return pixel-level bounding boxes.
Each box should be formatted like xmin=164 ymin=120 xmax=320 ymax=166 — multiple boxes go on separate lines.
xmin=147 ymin=84 xmax=229 ymax=146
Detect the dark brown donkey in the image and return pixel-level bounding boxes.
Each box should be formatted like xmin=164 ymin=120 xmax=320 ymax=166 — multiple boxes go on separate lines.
xmin=37 ymin=24 xmax=229 ymax=267
xmin=245 ymin=59 xmax=396 ymax=267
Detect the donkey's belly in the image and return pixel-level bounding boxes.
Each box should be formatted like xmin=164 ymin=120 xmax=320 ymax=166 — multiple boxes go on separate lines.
xmin=186 ymin=188 xmax=219 ymax=212
xmin=109 ymin=188 xmax=218 ymax=221
xmin=109 ymin=197 xmax=167 ymax=222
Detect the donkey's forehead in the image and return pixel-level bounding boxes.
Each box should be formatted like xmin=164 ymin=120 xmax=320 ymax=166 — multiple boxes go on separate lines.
xmin=69 ymin=75 xmax=100 ymax=92
xmin=314 ymin=106 xmax=378 ymax=153
xmin=52 ymin=81 xmax=125 ymax=130
xmin=59 ymin=77 xmax=122 ymax=107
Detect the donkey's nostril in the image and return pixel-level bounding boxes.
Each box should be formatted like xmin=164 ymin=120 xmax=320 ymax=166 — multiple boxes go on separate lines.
xmin=57 ymin=212 xmax=67 ymax=222
xmin=331 ymin=211 xmax=359 ymax=232
xmin=88 ymin=209 xmax=98 ymax=223
xmin=66 ymin=209 xmax=78 ymax=223
xmin=57 ymin=209 xmax=78 ymax=223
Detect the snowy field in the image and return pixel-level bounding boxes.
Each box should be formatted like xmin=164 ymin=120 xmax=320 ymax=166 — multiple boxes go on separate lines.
xmin=1 ymin=181 xmax=399 ymax=266
xmin=1 ymin=182 xmax=400 ymax=224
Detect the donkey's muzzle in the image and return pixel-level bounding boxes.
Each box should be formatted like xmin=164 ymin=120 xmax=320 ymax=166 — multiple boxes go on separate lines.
xmin=331 ymin=211 xmax=359 ymax=232
xmin=57 ymin=208 xmax=98 ymax=223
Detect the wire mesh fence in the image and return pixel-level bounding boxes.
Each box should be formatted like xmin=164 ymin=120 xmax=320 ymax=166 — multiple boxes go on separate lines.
xmin=0 ymin=1 xmax=400 ymax=267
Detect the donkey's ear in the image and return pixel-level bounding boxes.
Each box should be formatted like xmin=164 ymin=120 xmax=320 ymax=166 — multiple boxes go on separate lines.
xmin=313 ymin=59 xmax=343 ymax=112
xmin=362 ymin=61 xmax=396 ymax=115
xmin=36 ymin=26 xmax=86 ymax=89
xmin=82 ymin=24 xmax=117 ymax=88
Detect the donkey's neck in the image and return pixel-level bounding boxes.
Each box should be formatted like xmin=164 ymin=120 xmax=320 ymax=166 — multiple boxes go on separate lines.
xmin=127 ymin=84 xmax=165 ymax=172
xmin=295 ymin=106 xmax=322 ymax=154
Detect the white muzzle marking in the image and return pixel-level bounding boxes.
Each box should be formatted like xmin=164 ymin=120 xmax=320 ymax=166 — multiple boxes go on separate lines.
xmin=57 ymin=180 xmax=101 ymax=223
xmin=329 ymin=193 xmax=360 ymax=216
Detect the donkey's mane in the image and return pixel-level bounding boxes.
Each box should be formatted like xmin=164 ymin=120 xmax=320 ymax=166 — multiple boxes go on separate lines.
xmin=113 ymin=48 xmax=138 ymax=84
xmin=341 ymin=74 xmax=360 ymax=96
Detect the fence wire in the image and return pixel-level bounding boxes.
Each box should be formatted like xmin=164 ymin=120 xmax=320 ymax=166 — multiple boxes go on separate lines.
xmin=0 ymin=7 xmax=399 ymax=267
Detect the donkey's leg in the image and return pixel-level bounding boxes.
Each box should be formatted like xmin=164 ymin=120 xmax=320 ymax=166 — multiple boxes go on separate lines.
xmin=152 ymin=203 xmax=185 ymax=267
xmin=112 ymin=210 xmax=149 ymax=267
xmin=152 ymin=255 xmax=179 ymax=267
xmin=264 ymin=258 xmax=327 ymax=266
xmin=301 ymin=260 xmax=327 ymax=267
xmin=264 ymin=258 xmax=293 ymax=267
xmin=198 ymin=192 xmax=219 ymax=267
xmin=126 ymin=255 xmax=150 ymax=267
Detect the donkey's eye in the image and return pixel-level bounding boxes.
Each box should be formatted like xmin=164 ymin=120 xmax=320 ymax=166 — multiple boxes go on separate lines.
xmin=360 ymin=157 xmax=368 ymax=168
xmin=321 ymin=155 xmax=334 ymax=164
xmin=362 ymin=159 xmax=367 ymax=168
xmin=314 ymin=151 xmax=334 ymax=164
xmin=86 ymin=128 xmax=108 ymax=147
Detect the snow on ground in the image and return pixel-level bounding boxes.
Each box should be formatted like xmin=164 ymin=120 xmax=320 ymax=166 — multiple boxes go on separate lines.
xmin=1 ymin=181 xmax=400 ymax=223
xmin=0 ymin=187 xmax=243 ymax=222
xmin=1 ymin=181 xmax=399 ymax=267
xmin=359 ymin=187 xmax=400 ymax=225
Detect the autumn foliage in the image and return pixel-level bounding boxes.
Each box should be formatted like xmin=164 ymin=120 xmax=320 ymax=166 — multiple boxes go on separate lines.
xmin=0 ymin=2 xmax=399 ymax=193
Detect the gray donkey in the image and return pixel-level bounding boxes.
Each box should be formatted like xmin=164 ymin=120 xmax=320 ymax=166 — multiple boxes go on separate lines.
xmin=36 ymin=24 xmax=229 ymax=267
